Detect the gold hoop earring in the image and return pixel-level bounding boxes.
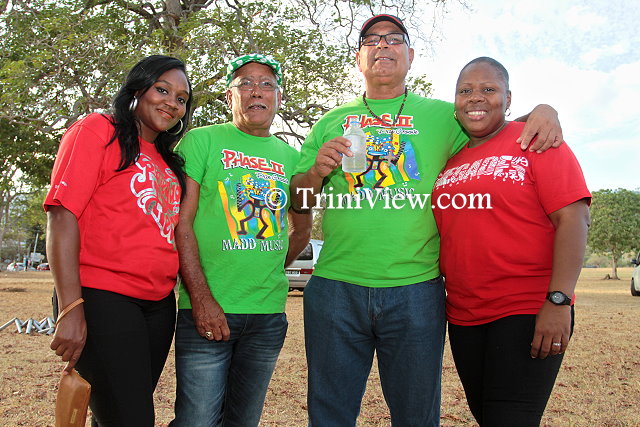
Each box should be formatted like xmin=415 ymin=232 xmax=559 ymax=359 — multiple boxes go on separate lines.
xmin=167 ymin=119 xmax=184 ymax=136
xmin=453 ymin=110 xmax=458 ymax=120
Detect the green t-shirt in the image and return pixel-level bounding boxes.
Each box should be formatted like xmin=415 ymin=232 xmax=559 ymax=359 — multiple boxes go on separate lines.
xmin=294 ymin=92 xmax=467 ymax=287
xmin=176 ymin=122 xmax=300 ymax=313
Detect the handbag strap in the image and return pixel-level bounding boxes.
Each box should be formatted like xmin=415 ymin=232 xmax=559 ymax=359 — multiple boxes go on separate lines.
xmin=55 ymin=297 xmax=85 ymax=326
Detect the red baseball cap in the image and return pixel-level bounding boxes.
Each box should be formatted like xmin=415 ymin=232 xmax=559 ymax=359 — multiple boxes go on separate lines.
xmin=359 ymin=14 xmax=410 ymax=48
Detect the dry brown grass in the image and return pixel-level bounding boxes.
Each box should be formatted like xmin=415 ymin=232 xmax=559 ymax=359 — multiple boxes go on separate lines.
xmin=0 ymin=268 xmax=638 ymax=426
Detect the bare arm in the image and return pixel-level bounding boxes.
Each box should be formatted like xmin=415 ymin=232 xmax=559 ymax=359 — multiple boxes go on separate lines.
xmin=47 ymin=205 xmax=86 ymax=374
xmin=285 ymin=208 xmax=312 ymax=267
xmin=175 ymin=177 xmax=230 ymax=341
xmin=515 ymin=104 xmax=564 ymax=153
xmin=530 ymin=199 xmax=590 ymax=359
xmin=290 ymin=136 xmax=352 ymax=211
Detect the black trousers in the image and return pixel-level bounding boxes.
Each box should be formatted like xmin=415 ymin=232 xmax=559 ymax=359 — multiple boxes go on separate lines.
xmin=448 ymin=309 xmax=574 ymax=427
xmin=74 ymin=287 xmax=176 ymax=427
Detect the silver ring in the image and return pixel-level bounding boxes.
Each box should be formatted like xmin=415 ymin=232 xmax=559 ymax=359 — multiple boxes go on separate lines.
xmin=205 ymin=331 xmax=213 ymax=338
xmin=552 ymin=342 xmax=561 ymax=347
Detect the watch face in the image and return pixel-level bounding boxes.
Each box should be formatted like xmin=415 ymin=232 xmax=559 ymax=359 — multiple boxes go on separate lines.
xmin=551 ymin=293 xmax=564 ymax=303
xmin=549 ymin=291 xmax=570 ymax=304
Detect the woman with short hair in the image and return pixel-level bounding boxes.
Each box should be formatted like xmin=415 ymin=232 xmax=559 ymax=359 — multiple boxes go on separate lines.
xmin=433 ymin=57 xmax=590 ymax=426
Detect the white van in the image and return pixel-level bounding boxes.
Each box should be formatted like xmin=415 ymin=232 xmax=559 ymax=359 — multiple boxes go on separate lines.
xmin=631 ymin=252 xmax=640 ymax=296
xmin=286 ymin=239 xmax=323 ymax=291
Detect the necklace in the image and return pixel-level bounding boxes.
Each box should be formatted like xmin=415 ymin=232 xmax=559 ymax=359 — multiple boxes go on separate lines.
xmin=362 ymin=88 xmax=408 ymax=163
xmin=362 ymin=87 xmax=408 ymax=128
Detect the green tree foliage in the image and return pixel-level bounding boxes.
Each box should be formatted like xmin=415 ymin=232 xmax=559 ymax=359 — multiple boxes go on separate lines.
xmin=587 ymin=189 xmax=640 ymax=279
xmin=0 ymin=189 xmax=48 ymax=263
xmin=1 ymin=0 xmax=453 ymax=151
xmin=0 ymin=0 xmax=464 ymax=255
xmin=0 ymin=120 xmax=54 ymax=257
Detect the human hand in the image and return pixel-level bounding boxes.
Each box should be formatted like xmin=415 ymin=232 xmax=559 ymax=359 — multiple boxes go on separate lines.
xmin=310 ymin=137 xmax=353 ymax=178
xmin=517 ymin=104 xmax=563 ymax=153
xmin=50 ymin=308 xmax=87 ymax=374
xmin=530 ymin=302 xmax=571 ymax=359
xmin=192 ymin=296 xmax=230 ymax=341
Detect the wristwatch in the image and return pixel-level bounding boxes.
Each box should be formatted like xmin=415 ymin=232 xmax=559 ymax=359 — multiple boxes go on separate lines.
xmin=546 ymin=291 xmax=571 ymax=305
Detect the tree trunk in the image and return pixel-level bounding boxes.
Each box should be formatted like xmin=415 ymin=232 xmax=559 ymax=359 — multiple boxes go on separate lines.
xmin=611 ymin=255 xmax=619 ymax=280
xmin=0 ymin=192 xmax=11 ymax=257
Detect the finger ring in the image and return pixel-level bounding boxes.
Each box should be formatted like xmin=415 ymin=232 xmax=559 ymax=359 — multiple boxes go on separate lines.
xmin=205 ymin=331 xmax=213 ymax=338
xmin=552 ymin=342 xmax=562 ymax=347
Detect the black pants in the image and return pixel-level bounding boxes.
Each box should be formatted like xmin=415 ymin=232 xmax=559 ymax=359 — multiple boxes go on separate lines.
xmin=448 ymin=309 xmax=574 ymax=427
xmin=74 ymin=287 xmax=176 ymax=427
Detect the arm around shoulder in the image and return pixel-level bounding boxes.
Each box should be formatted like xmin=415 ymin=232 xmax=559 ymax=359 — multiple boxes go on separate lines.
xmin=515 ymin=104 xmax=564 ymax=153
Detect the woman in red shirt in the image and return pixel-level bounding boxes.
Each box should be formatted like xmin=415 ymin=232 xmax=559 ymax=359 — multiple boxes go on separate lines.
xmin=433 ymin=57 xmax=590 ymax=426
xmin=45 ymin=55 xmax=192 ymax=426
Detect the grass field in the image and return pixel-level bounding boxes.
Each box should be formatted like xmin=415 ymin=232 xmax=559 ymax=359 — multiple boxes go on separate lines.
xmin=0 ymin=268 xmax=638 ymax=426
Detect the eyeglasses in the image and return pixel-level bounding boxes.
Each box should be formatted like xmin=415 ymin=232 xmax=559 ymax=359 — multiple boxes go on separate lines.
xmin=230 ymin=80 xmax=278 ymax=91
xmin=360 ymin=32 xmax=407 ymax=47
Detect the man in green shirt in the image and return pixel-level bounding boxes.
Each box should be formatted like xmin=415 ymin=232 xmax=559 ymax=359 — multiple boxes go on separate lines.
xmin=291 ymin=14 xmax=562 ymax=426
xmin=171 ymin=54 xmax=311 ymax=427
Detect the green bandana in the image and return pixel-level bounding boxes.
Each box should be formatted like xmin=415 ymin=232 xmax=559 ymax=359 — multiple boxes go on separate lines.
xmin=225 ymin=54 xmax=283 ymax=87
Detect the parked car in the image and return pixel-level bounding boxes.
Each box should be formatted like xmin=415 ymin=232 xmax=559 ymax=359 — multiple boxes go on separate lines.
xmin=286 ymin=239 xmax=323 ymax=291
xmin=37 ymin=263 xmax=50 ymax=271
xmin=631 ymin=252 xmax=640 ymax=296
xmin=6 ymin=262 xmax=25 ymax=272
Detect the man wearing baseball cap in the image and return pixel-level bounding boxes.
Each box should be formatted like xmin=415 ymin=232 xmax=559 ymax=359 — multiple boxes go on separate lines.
xmin=171 ymin=54 xmax=311 ymax=427
xmin=291 ymin=14 xmax=563 ymax=425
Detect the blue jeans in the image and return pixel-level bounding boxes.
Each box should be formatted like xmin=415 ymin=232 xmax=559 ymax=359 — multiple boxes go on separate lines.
xmin=171 ymin=310 xmax=288 ymax=427
xmin=304 ymin=276 xmax=446 ymax=427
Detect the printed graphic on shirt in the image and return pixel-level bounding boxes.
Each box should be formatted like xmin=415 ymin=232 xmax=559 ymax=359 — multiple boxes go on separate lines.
xmin=221 ymin=148 xmax=285 ymax=176
xmin=218 ymin=149 xmax=289 ymax=251
xmin=130 ymin=154 xmax=181 ymax=245
xmin=342 ymin=115 xmax=420 ymax=192
xmin=434 ymin=155 xmax=529 ymax=189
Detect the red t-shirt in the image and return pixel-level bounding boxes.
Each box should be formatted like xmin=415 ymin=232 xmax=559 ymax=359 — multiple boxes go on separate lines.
xmin=433 ymin=122 xmax=590 ymax=326
xmin=44 ymin=113 xmax=181 ymax=300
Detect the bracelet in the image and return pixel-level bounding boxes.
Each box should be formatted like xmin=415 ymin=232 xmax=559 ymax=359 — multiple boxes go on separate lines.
xmin=55 ymin=297 xmax=85 ymax=326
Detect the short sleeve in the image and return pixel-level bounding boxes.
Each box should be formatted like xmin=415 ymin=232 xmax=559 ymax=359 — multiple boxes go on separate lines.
xmin=293 ymin=122 xmax=324 ymax=176
xmin=175 ymin=128 xmax=210 ymax=185
xmin=530 ymin=142 xmax=591 ymax=214
xmin=43 ymin=114 xmax=112 ymax=218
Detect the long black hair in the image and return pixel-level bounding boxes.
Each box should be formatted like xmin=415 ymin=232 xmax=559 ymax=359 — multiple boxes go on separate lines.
xmin=109 ymin=55 xmax=192 ymax=197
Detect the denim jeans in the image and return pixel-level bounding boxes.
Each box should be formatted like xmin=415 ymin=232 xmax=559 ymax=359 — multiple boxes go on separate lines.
xmin=170 ymin=310 xmax=288 ymax=427
xmin=304 ymin=276 xmax=446 ymax=427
